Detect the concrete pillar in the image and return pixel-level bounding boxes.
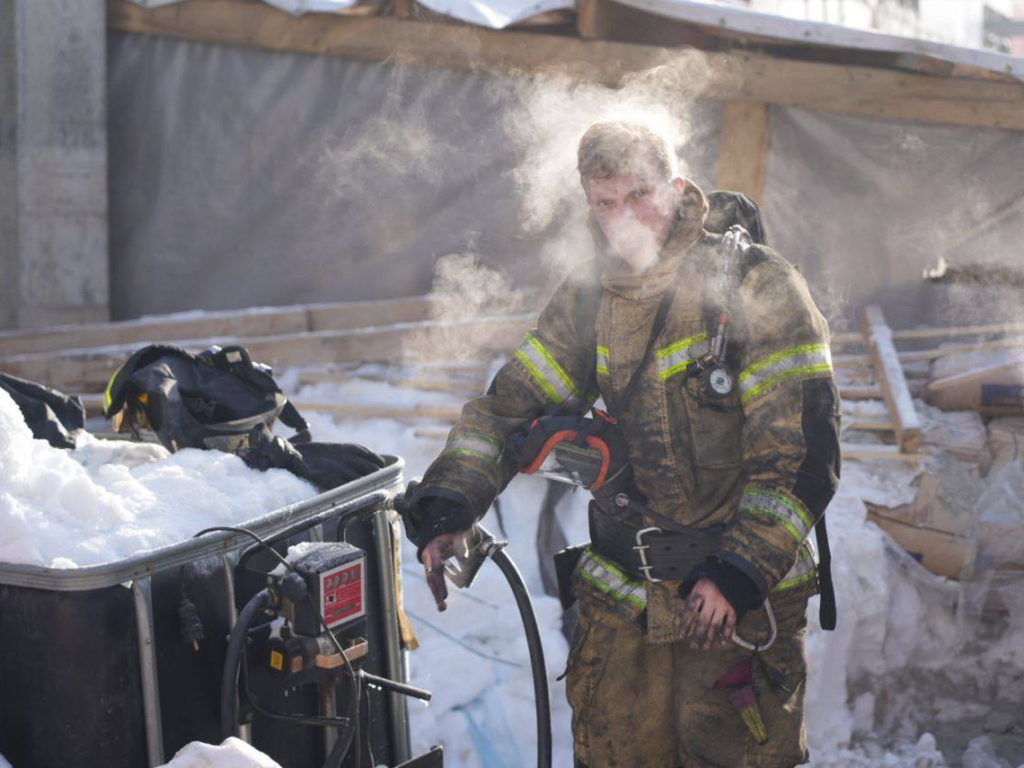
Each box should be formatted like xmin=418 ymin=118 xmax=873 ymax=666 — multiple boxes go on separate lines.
xmin=0 ymin=0 xmax=109 ymax=331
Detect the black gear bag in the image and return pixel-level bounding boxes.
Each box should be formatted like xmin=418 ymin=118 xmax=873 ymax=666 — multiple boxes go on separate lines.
xmin=102 ymin=344 xmax=311 ymax=453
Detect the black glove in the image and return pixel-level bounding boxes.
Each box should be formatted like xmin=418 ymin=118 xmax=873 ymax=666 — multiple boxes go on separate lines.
xmin=396 ymin=481 xmax=476 ymax=562
xmin=240 ymin=424 xmax=386 ymax=491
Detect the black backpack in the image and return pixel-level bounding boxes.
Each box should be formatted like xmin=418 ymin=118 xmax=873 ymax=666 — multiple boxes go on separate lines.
xmin=102 ymin=344 xmax=311 ymax=453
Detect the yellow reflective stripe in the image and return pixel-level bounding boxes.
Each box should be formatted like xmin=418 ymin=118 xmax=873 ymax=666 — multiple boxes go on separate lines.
xmin=596 ymin=346 xmax=611 ymax=377
xmin=102 ymin=364 xmax=124 ymax=413
xmin=656 ymin=332 xmax=709 ymax=381
xmin=739 ymin=343 xmax=832 ymax=405
xmin=740 ymin=487 xmax=813 ymax=544
xmin=773 ymin=545 xmax=817 ymax=591
xmin=443 ymin=432 xmax=502 ymax=466
xmin=515 ymin=333 xmax=581 ymax=406
xmin=578 ymin=549 xmax=646 ymax=609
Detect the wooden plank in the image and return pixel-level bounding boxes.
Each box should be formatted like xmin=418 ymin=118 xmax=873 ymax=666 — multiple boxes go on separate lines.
xmin=839 ymin=385 xmax=883 ymax=400
xmin=105 ymin=0 xmax=1024 ymax=131
xmin=899 ymin=337 xmax=1024 ymax=363
xmin=841 ymin=443 xmax=922 ymax=464
xmin=0 ymin=307 xmax=307 ymax=358
xmin=2 ymin=313 xmax=536 ymax=394
xmin=834 ymin=339 xmax=1024 ymax=365
xmin=299 ymin=369 xmax=484 ymax=394
xmin=862 ymin=305 xmax=922 ymax=453
xmin=845 ymin=420 xmax=895 ymax=432
xmin=716 ymin=102 xmax=770 ymax=201
xmin=0 ymin=296 xmax=434 ymax=358
xmin=833 ymin=321 xmax=1024 ymax=347
xmin=290 ymin=402 xmax=463 ymax=421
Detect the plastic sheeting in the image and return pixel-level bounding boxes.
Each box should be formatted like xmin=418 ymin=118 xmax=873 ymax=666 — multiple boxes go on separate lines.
xmin=106 ymin=33 xmax=722 ymax=320
xmin=760 ymin=106 xmax=1024 ymax=332
xmin=108 ymin=32 xmax=1024 ymax=328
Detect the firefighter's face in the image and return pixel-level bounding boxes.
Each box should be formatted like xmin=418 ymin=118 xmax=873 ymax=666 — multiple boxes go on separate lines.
xmin=586 ymin=173 xmax=680 ymax=274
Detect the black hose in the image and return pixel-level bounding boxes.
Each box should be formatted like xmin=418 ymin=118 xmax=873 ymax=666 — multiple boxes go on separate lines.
xmin=221 ymin=588 xmax=273 ymax=741
xmin=490 ymin=547 xmax=552 ymax=768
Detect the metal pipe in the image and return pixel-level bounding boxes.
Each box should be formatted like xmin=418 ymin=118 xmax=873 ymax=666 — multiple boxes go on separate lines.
xmin=0 ymin=457 xmax=405 ymax=592
xmin=320 ymin=684 xmax=338 ymax=757
xmin=221 ymin=552 xmax=253 ymax=744
xmin=132 ymin=577 xmax=165 ymax=767
xmin=372 ymin=507 xmax=411 ymax=764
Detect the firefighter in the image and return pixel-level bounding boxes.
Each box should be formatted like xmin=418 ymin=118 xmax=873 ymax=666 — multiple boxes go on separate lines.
xmin=406 ymin=121 xmax=840 ymax=767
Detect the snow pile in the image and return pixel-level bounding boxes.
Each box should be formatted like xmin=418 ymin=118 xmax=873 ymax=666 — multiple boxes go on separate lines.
xmin=0 ymin=387 xmax=317 ymax=568
xmin=161 ymin=737 xmax=281 ymax=768
xmin=296 ymin=371 xmax=1024 ymax=767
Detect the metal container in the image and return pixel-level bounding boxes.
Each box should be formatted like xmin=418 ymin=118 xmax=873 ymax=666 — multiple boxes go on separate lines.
xmin=0 ymin=457 xmax=409 ymax=767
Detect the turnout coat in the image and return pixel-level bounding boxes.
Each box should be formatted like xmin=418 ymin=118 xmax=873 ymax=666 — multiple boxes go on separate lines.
xmin=412 ymin=181 xmax=840 ymax=647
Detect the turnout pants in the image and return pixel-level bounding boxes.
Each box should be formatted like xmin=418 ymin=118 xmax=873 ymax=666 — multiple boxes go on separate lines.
xmin=565 ymin=581 xmax=814 ymax=768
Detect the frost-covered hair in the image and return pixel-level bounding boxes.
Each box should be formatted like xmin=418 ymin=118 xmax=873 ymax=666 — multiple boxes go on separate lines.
xmin=577 ymin=121 xmax=675 ymax=193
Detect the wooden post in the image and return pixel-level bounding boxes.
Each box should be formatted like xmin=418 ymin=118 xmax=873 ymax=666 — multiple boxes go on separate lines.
xmin=861 ymin=305 xmax=922 ymax=453
xmin=715 ymin=101 xmax=770 ymax=202
xmin=576 ymin=0 xmax=612 ymax=39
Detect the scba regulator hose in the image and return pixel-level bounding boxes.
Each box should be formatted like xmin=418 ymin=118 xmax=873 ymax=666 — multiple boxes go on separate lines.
xmin=488 ymin=545 xmax=552 ymax=768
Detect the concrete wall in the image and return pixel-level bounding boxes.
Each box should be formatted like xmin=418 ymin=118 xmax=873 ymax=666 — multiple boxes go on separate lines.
xmin=0 ymin=0 xmax=109 ymax=331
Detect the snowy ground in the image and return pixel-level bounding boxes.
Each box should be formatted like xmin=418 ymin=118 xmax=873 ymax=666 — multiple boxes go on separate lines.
xmin=1 ymin=364 xmax=1023 ymax=767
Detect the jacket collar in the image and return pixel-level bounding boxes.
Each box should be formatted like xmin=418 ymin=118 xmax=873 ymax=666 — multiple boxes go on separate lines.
xmin=591 ymin=180 xmax=710 ymax=300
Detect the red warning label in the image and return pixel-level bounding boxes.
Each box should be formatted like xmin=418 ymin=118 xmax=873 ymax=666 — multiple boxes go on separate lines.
xmin=321 ymin=559 xmax=365 ymax=628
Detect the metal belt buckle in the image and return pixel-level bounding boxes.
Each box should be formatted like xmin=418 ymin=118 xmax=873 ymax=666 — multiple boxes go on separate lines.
xmin=633 ymin=526 xmax=663 ymax=583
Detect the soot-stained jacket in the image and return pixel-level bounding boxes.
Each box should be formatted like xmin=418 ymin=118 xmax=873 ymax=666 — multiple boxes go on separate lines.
xmin=412 ymin=181 xmax=841 ymax=645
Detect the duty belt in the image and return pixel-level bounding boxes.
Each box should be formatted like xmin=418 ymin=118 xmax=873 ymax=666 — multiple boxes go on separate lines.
xmin=588 ymin=500 xmax=722 ymax=583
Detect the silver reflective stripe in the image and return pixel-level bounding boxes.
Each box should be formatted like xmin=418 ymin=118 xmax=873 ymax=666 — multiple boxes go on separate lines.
xmin=514 ymin=332 xmax=583 ymax=407
xmin=656 ymin=333 xmax=709 ymax=381
xmin=739 ymin=487 xmax=814 ymax=545
xmin=596 ymin=346 xmax=611 ymax=377
xmin=774 ymin=546 xmax=817 ymax=592
xmin=738 ymin=343 xmax=832 ymax=405
xmin=442 ymin=432 xmax=502 ymax=466
xmin=576 ymin=549 xmax=646 ymax=611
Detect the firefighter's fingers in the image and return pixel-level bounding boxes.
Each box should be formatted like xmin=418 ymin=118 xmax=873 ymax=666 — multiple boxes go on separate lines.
xmin=421 ymin=535 xmax=457 ymax=612
xmin=679 ymin=592 xmax=704 ymax=641
xmin=703 ymin=609 xmax=731 ymax=651
xmin=691 ymin=603 xmax=718 ymax=650
xmin=425 ymin=566 xmax=448 ymax=612
xmin=720 ymin=607 xmax=737 ymax=648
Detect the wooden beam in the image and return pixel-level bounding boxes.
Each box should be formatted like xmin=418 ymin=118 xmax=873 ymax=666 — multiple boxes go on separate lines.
xmin=845 ymin=420 xmax=895 ymax=432
xmin=288 ymin=402 xmax=463 ymax=422
xmin=833 ymin=321 xmax=1024 ymax=347
xmin=1 ymin=313 xmax=536 ymax=394
xmin=105 ymin=0 xmax=1024 ymax=132
xmin=0 ymin=296 xmax=433 ymax=358
xmin=716 ymin=101 xmax=770 ymax=201
xmin=862 ymin=305 xmax=922 ymax=453
xmin=840 ymin=385 xmax=883 ymax=400
xmin=576 ymin=0 xmax=608 ymax=39
xmin=841 ymin=443 xmax=923 ymax=464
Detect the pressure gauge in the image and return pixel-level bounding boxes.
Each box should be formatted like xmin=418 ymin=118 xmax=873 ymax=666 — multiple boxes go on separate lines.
xmin=700 ymin=364 xmax=735 ymax=399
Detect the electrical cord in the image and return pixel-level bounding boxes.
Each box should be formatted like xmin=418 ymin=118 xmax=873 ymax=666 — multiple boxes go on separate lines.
xmin=195 ymin=525 xmax=361 ymax=766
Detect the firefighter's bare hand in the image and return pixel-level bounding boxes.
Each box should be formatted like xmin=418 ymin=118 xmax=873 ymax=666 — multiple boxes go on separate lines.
xmin=679 ymin=577 xmax=737 ymax=650
xmin=420 ymin=532 xmax=469 ymax=613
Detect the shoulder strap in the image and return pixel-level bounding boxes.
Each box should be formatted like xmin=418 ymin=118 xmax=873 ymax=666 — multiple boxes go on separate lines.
xmin=609 ymin=285 xmax=676 ymax=419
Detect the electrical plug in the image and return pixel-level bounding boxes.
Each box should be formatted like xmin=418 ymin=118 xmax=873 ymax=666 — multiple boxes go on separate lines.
xmin=178 ymin=597 xmax=205 ymax=652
